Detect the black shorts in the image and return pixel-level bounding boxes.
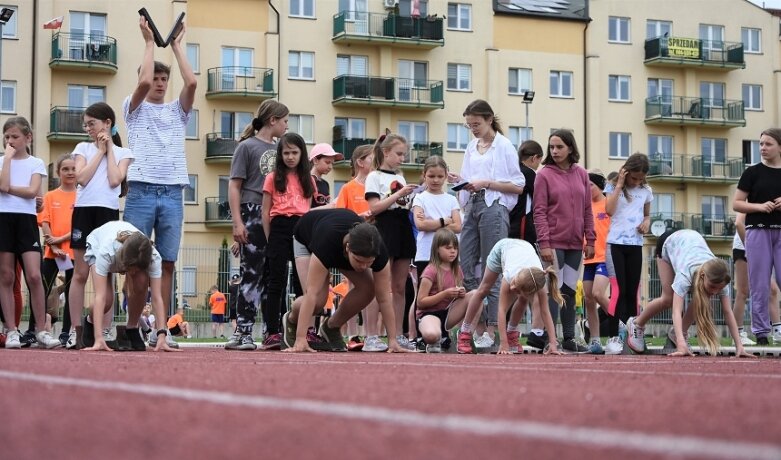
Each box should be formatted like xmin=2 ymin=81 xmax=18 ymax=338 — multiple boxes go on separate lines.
xmin=733 ymin=248 xmax=746 ymax=262
xmin=416 ymin=309 xmax=449 ymax=337
xmin=71 ymin=206 xmax=120 ymax=249
xmin=654 ymin=228 xmax=679 ymax=259
xmin=169 ymin=324 xmax=182 ymax=336
xmin=375 ymin=208 xmax=416 ymax=259
xmin=0 ymin=213 xmax=41 ymax=254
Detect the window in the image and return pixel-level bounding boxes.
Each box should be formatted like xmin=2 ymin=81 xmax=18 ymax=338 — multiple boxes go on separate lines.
xmin=508 ymin=127 xmax=533 ymax=149
xmin=549 ymin=71 xmax=573 ymax=98
xmin=184 ymin=175 xmax=197 ymax=204
xmin=701 ymin=195 xmax=727 ymax=235
xmin=68 ymin=12 xmax=107 ymax=60
xmin=218 ymin=175 xmax=230 ymax=201
xmin=609 ymin=132 xmax=631 ymax=158
xmin=447 ymin=3 xmax=471 ymax=30
xmin=181 ymin=267 xmax=196 ymax=296
xmin=447 ymin=123 xmax=469 ymax=151
xmin=741 ymin=27 xmax=761 ymax=54
xmin=290 ymin=0 xmax=314 ymax=18
xmin=399 ymin=0 xmax=428 ymax=17
xmin=334 ymin=180 xmax=347 ymax=198
xmin=67 ymin=85 xmax=105 ymax=108
xmin=220 ymin=111 xmax=253 ymax=139
xmin=0 ymin=80 xmax=15 ymax=113
xmin=743 ymin=140 xmax=760 ymax=165
xmin=509 ymin=68 xmax=532 ymax=95
xmin=700 ymin=81 xmax=725 ymax=110
xmin=742 ymin=84 xmax=762 ymax=110
xmin=338 ymin=0 xmax=368 ymax=16
xmin=336 ymin=54 xmax=368 ymax=76
xmin=609 ymin=16 xmax=630 ymax=43
xmin=646 ymin=19 xmax=671 ymax=39
xmin=647 ymin=78 xmax=673 ymax=115
xmin=221 ymin=46 xmax=253 ymax=80
xmin=0 ymin=6 xmax=18 ymax=38
xmin=648 ymin=135 xmax=674 ymax=173
xmin=186 ymin=43 xmax=200 ymax=74
xmin=289 ymin=51 xmax=314 ymax=80
xmin=186 ymin=109 xmax=198 ymax=139
xmin=398 ymin=60 xmax=428 ymax=101
xmin=608 ymin=75 xmax=631 ymax=102
xmin=334 ymin=117 xmax=366 ymax=139
xmin=289 ymin=114 xmax=314 ymax=143
xmin=650 ymin=193 xmax=675 ymax=220
xmin=447 ymin=63 xmax=471 ymax=91
xmin=701 ymin=138 xmax=727 ymax=176
xmin=398 ymin=121 xmax=428 ymax=145
xmin=699 ymin=24 xmax=724 ymax=60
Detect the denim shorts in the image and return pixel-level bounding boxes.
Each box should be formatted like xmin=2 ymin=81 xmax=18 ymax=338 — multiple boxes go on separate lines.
xmin=123 ymin=181 xmax=184 ymax=262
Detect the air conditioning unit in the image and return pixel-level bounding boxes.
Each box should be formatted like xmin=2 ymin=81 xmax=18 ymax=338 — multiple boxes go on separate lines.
xmin=383 ymin=0 xmax=398 ymax=9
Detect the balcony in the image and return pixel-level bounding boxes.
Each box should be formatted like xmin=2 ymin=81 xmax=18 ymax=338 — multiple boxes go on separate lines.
xmin=647 ymin=212 xmax=736 ymax=240
xmin=333 ymin=139 xmax=442 ymax=171
xmin=333 ymin=11 xmax=444 ymax=49
xmin=645 ymin=96 xmax=745 ymax=127
xmin=206 ymin=67 xmax=276 ymax=100
xmin=47 ymin=106 xmax=89 ymax=142
xmin=333 ymin=75 xmax=444 ymax=110
xmin=644 ymin=37 xmax=744 ymax=70
xmin=647 ymin=154 xmax=744 ymax=184
xmin=205 ymin=133 xmax=238 ymax=163
xmin=333 ymin=137 xmax=376 ymax=161
xmin=49 ymin=33 xmax=118 ymax=73
xmin=205 ymin=197 xmax=231 ymax=227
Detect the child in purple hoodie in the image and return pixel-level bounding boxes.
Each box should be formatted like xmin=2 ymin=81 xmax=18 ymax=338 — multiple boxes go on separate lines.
xmin=532 ymin=129 xmax=595 ymax=353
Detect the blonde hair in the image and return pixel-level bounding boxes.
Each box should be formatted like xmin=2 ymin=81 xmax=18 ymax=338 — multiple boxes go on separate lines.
xmin=511 ymin=266 xmax=564 ymax=305
xmin=239 ymin=100 xmax=289 ymax=141
xmin=350 ymin=144 xmax=374 ymax=177
xmin=691 ymin=258 xmax=730 ymax=356
xmin=115 ymin=231 xmax=153 ymax=271
xmin=372 ymin=131 xmax=407 ymax=171
xmin=428 ymin=229 xmax=462 ymax=290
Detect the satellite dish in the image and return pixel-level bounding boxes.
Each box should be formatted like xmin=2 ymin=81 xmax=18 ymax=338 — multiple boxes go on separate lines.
xmin=651 ymin=220 xmax=666 ymax=237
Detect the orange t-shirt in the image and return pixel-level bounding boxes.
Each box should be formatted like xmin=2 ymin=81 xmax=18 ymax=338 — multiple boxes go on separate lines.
xmin=325 ymin=280 xmax=351 ymax=310
xmin=209 ymin=291 xmax=227 ymax=315
xmin=37 ymin=188 xmax=76 ymax=260
xmin=167 ymin=313 xmax=183 ymax=329
xmin=335 ymin=179 xmax=369 ymax=215
xmin=584 ymin=198 xmax=610 ymax=264
xmin=263 ymin=172 xmax=312 ymax=218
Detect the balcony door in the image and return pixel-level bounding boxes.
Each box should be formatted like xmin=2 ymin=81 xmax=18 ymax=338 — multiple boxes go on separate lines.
xmin=221 ymin=47 xmax=253 ymax=89
xmin=701 ymin=138 xmax=727 ymax=178
xmin=220 ymin=111 xmax=253 ymax=140
xmin=647 ymin=78 xmax=673 ymax=116
xmin=338 ymin=0 xmax=368 ymax=33
xmin=398 ymin=60 xmax=428 ymax=101
xmin=648 ymin=134 xmax=673 ymax=174
xmin=701 ymin=195 xmax=727 ymax=237
xmin=68 ymin=12 xmax=106 ymax=59
xmin=66 ymin=85 xmax=105 ymax=132
xmin=398 ymin=121 xmax=428 ymax=163
xmin=699 ymin=24 xmax=724 ymax=61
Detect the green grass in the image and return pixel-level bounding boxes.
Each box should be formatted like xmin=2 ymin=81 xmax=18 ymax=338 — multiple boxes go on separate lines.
xmin=642 ymin=336 xmax=780 ymax=347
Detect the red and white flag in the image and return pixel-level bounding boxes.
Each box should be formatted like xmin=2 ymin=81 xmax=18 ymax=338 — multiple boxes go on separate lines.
xmin=42 ymin=16 xmax=64 ymax=30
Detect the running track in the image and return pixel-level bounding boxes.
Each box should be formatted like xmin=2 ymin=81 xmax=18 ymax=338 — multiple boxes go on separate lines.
xmin=1 ymin=349 xmax=779 ymax=459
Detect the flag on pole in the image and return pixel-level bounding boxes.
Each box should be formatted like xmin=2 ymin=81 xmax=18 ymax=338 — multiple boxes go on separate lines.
xmin=42 ymin=16 xmax=64 ymax=30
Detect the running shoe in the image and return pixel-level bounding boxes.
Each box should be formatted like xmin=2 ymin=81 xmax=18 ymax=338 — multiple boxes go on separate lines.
xmin=425 ymin=342 xmax=442 ymax=353
xmin=396 ymin=335 xmax=417 ymax=351
xmin=771 ymin=327 xmax=781 ymax=344
xmin=19 ymin=331 xmax=36 ymax=348
xmin=473 ymin=331 xmax=494 ymax=349
xmin=261 ymin=332 xmax=282 ymax=350
xmin=81 ymin=316 xmax=95 ymax=348
xmin=526 ymin=331 xmax=548 ymax=350
xmin=281 ymin=311 xmax=296 ymax=348
xmin=457 ymin=330 xmax=473 ymax=354
xmin=226 ymin=333 xmax=257 ymax=351
xmin=561 ymin=338 xmax=589 ymax=353
xmin=756 ymin=336 xmax=769 ymax=346
xmin=604 ymin=336 xmax=623 ymax=355
xmin=5 ymin=330 xmax=21 ymax=349
xmin=362 ymin=335 xmax=388 ymax=352
xmin=347 ymin=336 xmax=365 ymax=351
xmin=318 ymin=320 xmax=347 ymax=352
xmin=34 ymin=331 xmax=61 ymax=349
xmin=737 ymin=330 xmax=755 ymax=346
xmin=506 ymin=330 xmax=521 ymax=353
xmin=626 ymin=317 xmax=646 ymax=353
xmin=587 ymin=339 xmax=604 ymax=355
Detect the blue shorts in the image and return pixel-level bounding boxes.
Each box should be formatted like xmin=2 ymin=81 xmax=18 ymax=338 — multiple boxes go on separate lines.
xmin=123 ymin=182 xmax=184 ymax=262
xmin=211 ymin=314 xmax=224 ymax=323
xmin=582 ymin=262 xmax=608 ymax=281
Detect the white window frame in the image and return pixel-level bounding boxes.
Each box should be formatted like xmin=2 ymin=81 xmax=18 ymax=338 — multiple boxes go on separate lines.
xmin=608 ymin=75 xmax=631 ymax=102
xmin=508 ymin=68 xmax=532 ymax=95
xmin=336 ymin=54 xmax=368 ymax=77
xmin=650 ymin=193 xmax=675 ymax=220
xmin=186 ymin=43 xmax=200 ymax=74
xmin=0 ymin=6 xmax=18 ymax=38
xmin=221 ymin=46 xmax=253 ymax=77
xmin=742 ymin=84 xmax=762 ymax=111
xmin=220 ymin=111 xmax=253 ymax=139
xmin=741 ymin=27 xmax=761 ymax=54
xmin=186 ymin=109 xmax=198 ymax=139
xmin=746 ymin=140 xmax=760 ymax=165
xmin=289 ymin=114 xmax=314 ymax=143
xmin=67 ymin=84 xmax=105 ymax=108
xmin=699 ymin=24 xmax=725 ymax=59
xmin=334 ymin=117 xmax=366 ymax=139
xmin=289 ymin=51 xmax=315 ymax=80
xmin=289 ymin=0 xmax=315 ymax=18
xmin=447 ymin=3 xmax=471 ymax=31
xmin=69 ymin=11 xmax=107 ymax=37
xmin=447 ymin=123 xmax=469 ymax=151
xmin=398 ymin=121 xmax=429 ymax=145
xmin=549 ymin=71 xmax=573 ymax=98
xmin=609 ymin=16 xmax=630 ymax=43
xmin=701 ymin=138 xmax=727 ymax=165
xmin=184 ymin=175 xmax=198 ymax=204
xmin=447 ymin=63 xmax=471 ymax=91
xmin=508 ymin=127 xmax=533 ymax=148
xmin=646 ymin=19 xmax=671 ymax=39
xmin=181 ymin=266 xmax=197 ymax=296
xmin=0 ymin=80 xmax=15 ymax=113
xmin=700 ymin=81 xmax=725 ymax=109
xmin=609 ymin=132 xmax=631 ymax=159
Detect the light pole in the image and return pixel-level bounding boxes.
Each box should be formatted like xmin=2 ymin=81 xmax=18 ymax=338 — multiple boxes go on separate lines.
xmin=0 ymin=8 xmax=15 ymax=112
xmin=522 ymin=90 xmax=535 ymax=142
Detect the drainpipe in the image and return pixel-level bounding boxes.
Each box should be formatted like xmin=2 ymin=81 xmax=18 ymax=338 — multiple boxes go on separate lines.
xmin=582 ymin=9 xmax=590 ymax=170
xmin=31 ymin=0 xmax=38 ymax=138
xmin=268 ymin=0 xmax=280 ymax=99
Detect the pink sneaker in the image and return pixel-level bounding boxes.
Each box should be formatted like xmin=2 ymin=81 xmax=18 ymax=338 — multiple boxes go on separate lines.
xmin=457 ymin=330 xmax=473 ymax=354
xmin=506 ymin=330 xmax=520 ymax=353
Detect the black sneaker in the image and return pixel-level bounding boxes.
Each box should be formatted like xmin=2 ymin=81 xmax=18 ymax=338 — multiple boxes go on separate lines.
xmin=58 ymin=331 xmax=69 ymax=347
xmin=125 ymin=328 xmax=147 ymax=351
xmin=20 ymin=331 xmax=36 ymax=348
xmin=526 ymin=332 xmax=548 ymax=350
xmin=440 ymin=336 xmax=452 ymax=351
xmin=756 ymin=336 xmax=770 ymax=346
xmin=562 ymin=338 xmax=589 ymax=354
xmin=81 ymin=316 xmax=95 ymax=348
xmin=318 ymin=319 xmax=347 ymax=352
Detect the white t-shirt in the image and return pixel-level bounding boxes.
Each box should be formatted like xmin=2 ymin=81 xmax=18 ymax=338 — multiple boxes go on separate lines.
xmin=459 ymin=132 xmax=525 ymax=209
xmin=663 ymin=229 xmax=729 ymax=298
xmin=606 ymin=185 xmax=653 ymax=246
xmin=0 ymin=155 xmax=47 ymax=215
xmin=84 ymin=221 xmax=162 ymax=278
xmin=487 ymin=239 xmax=542 ymax=281
xmin=123 ymin=97 xmax=189 ymax=185
xmin=412 ymin=191 xmax=461 ymax=262
xmin=73 ymin=142 xmax=134 ymax=209
xmin=365 ymin=169 xmax=411 ymax=210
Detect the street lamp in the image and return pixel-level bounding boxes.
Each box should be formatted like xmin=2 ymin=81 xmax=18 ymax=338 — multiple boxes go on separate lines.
xmin=522 ymin=90 xmax=535 ymax=141
xmin=0 ymin=8 xmax=14 ymax=111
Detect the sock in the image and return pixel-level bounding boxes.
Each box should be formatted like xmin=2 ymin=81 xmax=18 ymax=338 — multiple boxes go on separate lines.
xmin=738 ymin=327 xmax=745 ymax=333
xmin=591 ymin=338 xmax=601 ymax=345
xmin=460 ymin=321 xmax=474 ymax=333
xmin=772 ymin=323 xmax=781 ymax=332
xmin=507 ymin=323 xmax=521 ymax=332
xmin=531 ymin=328 xmax=543 ymax=337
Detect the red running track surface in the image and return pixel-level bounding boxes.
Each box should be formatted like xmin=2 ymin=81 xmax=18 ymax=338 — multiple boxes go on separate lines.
xmin=0 ymin=350 xmax=780 ymax=459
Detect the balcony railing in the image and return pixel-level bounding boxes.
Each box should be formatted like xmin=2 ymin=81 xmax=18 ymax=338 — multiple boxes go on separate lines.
xmin=205 ymin=133 xmax=239 ymax=162
xmin=49 ymin=32 xmax=118 ymax=72
xmin=647 ymin=154 xmax=744 ymax=183
xmin=647 ymin=212 xmax=736 ymax=239
xmin=409 ymin=142 xmax=443 ymax=164
xmin=333 ymin=138 xmax=376 ymax=160
xmin=644 ymin=36 xmax=744 ymax=70
xmin=206 ymin=67 xmax=276 ymax=100
xmin=333 ymin=139 xmax=442 ymax=169
xmin=48 ymin=106 xmax=89 ymax=141
xmin=333 ymin=75 xmax=444 ymax=110
xmin=205 ymin=197 xmax=231 ymax=225
xmin=645 ymin=96 xmax=745 ymax=127
xmin=333 ymin=11 xmax=444 ymax=48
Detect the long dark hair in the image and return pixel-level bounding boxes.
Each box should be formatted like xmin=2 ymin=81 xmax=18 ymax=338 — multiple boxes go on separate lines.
xmin=543 ymin=129 xmax=580 ymax=166
xmin=462 ymin=99 xmax=503 ymax=135
xmin=273 ymin=132 xmax=314 ymax=197
xmin=85 ymin=102 xmax=122 ymax=147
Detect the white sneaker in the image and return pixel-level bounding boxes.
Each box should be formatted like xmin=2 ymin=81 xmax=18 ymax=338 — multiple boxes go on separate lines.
xmin=5 ymin=330 xmax=21 ymax=349
xmin=772 ymin=328 xmax=781 ymax=344
xmin=604 ymin=336 xmax=623 ymax=355
xmin=395 ymin=335 xmax=416 ymax=351
xmin=362 ymin=335 xmax=389 ymax=352
xmin=425 ymin=342 xmax=442 ymax=353
xmin=473 ymin=332 xmax=494 ymax=349
xmin=35 ymin=331 xmax=61 ymax=349
xmin=102 ymin=328 xmax=113 ymax=341
xmin=626 ymin=317 xmax=645 ymax=353
xmin=65 ymin=329 xmax=77 ymax=349
xmin=738 ymin=330 xmax=756 ymax=346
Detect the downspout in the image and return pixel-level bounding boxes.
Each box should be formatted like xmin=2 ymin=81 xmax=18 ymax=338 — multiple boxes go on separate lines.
xmin=582 ymin=8 xmax=590 ymax=170
xmin=268 ymin=0 xmax=280 ymax=100
xmin=31 ymin=0 xmax=38 ymax=138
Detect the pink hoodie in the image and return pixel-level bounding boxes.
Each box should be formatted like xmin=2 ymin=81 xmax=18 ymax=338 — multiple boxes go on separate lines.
xmin=533 ymin=163 xmax=595 ymax=250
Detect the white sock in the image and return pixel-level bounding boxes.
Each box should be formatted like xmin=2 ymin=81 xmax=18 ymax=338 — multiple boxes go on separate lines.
xmin=507 ymin=323 xmax=521 ymax=332
xmin=460 ymin=322 xmax=474 ymax=333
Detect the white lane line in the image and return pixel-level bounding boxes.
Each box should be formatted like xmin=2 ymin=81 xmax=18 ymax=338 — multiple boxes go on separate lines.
xmin=0 ymin=369 xmax=778 ymax=460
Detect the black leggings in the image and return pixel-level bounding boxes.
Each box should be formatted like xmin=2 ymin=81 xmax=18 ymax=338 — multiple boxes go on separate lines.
xmin=27 ymin=257 xmax=73 ymax=332
xmin=606 ymin=243 xmax=643 ymax=337
xmin=263 ymin=216 xmax=302 ymax=335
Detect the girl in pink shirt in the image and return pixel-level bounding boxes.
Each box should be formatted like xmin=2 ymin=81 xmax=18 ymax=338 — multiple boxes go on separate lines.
xmin=261 ymin=133 xmax=314 ymax=350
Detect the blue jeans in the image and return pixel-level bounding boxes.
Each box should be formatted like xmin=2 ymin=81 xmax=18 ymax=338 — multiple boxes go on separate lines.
xmin=123 ymin=182 xmax=184 ymax=262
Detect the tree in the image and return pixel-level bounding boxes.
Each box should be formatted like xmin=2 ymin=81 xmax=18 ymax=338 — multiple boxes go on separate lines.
xmin=217 ymin=237 xmax=230 ymax=295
